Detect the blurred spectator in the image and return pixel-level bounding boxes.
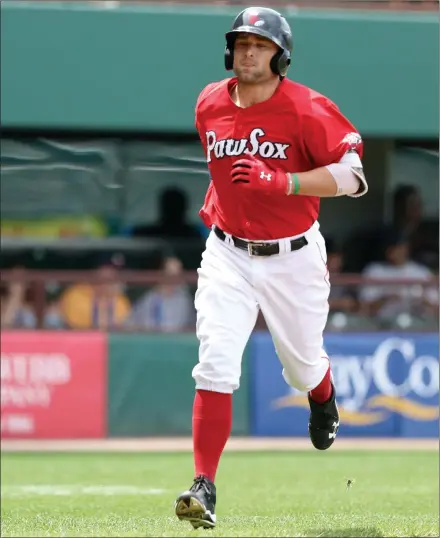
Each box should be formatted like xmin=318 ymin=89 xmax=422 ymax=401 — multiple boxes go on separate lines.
xmin=126 ymin=256 xmax=195 ymax=332
xmin=326 ymin=239 xmax=358 ymax=314
xmin=391 ymin=184 xmax=439 ymax=269
xmin=0 ymin=269 xmax=37 ymax=329
xmin=43 ymin=301 xmax=65 ymax=329
xmin=359 ymin=230 xmax=438 ymax=323
xmin=0 ymin=267 xmax=64 ymax=329
xmin=60 ymin=253 xmax=131 ymax=329
xmin=343 ymin=182 xmax=439 ymax=273
xmin=131 ymin=187 xmax=203 ymax=240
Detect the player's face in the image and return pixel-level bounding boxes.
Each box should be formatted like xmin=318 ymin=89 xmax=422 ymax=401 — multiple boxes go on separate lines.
xmin=233 ymin=33 xmax=279 ymax=84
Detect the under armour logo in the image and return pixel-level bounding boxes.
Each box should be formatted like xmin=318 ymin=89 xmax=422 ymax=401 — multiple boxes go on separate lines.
xmin=329 ymin=421 xmax=339 ymax=439
xmin=260 ymin=172 xmax=272 ymax=181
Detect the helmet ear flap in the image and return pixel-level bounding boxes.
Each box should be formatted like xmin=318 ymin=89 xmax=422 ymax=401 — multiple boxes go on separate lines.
xmin=224 ymin=34 xmax=236 ymax=71
xmin=270 ymin=49 xmax=291 ymax=79
xmin=224 ymin=45 xmax=234 ymax=70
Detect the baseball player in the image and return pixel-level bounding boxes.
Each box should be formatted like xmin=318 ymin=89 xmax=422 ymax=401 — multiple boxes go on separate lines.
xmin=175 ymin=6 xmax=368 ymax=529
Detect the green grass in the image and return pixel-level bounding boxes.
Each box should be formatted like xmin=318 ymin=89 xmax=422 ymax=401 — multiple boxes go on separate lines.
xmin=1 ymin=450 xmax=438 ymax=537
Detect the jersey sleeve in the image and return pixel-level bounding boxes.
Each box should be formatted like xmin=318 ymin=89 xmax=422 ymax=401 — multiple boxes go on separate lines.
xmin=303 ymin=95 xmax=364 ymax=167
xmin=195 ymin=82 xmax=219 ymax=134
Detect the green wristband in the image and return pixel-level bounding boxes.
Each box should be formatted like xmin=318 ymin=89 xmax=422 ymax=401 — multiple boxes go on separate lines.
xmin=292 ymin=173 xmax=300 ymax=195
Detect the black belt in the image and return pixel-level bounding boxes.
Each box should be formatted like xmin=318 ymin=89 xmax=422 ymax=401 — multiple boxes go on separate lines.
xmin=213 ymin=226 xmax=308 ymax=257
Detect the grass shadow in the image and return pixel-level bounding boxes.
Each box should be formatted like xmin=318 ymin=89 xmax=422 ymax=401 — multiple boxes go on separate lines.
xmin=307 ymin=528 xmax=383 ymax=537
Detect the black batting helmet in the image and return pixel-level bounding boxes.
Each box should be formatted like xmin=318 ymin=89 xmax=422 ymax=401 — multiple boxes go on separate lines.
xmin=224 ymin=7 xmax=293 ymax=79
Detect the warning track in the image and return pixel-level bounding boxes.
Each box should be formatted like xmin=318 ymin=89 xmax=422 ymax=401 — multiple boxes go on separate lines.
xmin=1 ymin=437 xmax=437 ymax=452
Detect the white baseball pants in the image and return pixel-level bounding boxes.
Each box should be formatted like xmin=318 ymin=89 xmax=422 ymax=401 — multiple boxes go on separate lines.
xmin=192 ymin=221 xmax=331 ymax=394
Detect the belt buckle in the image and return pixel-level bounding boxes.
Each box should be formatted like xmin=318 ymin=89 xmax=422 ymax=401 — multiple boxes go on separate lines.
xmin=247 ymin=242 xmax=265 ymax=256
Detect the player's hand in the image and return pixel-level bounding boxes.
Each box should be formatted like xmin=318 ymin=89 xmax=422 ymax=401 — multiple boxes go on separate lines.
xmin=230 ymin=153 xmax=288 ymax=195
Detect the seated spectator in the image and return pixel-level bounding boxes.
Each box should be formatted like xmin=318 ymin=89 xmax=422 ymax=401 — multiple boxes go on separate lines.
xmin=43 ymin=300 xmax=65 ymax=329
xmin=60 ymin=253 xmax=131 ymax=330
xmin=0 ymin=269 xmax=37 ymax=329
xmin=126 ymin=256 xmax=195 ymax=332
xmin=359 ymin=230 xmax=438 ymax=323
xmin=0 ymin=268 xmax=64 ymax=329
xmin=131 ymin=186 xmax=203 ymax=240
xmin=326 ymin=239 xmax=358 ymax=314
xmin=343 ymin=183 xmax=439 ymax=273
xmin=392 ymin=184 xmax=439 ymax=270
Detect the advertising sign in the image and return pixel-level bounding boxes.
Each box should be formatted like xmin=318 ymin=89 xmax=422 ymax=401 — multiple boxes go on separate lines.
xmin=1 ymin=331 xmax=107 ymax=438
xmin=250 ymin=333 xmax=439 ymax=438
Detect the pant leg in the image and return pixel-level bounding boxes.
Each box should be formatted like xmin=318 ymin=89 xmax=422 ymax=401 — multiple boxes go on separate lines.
xmin=192 ymin=232 xmax=259 ymax=394
xmin=256 ymin=229 xmax=330 ymax=392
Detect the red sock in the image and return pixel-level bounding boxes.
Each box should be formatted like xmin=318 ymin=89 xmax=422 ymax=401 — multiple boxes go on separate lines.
xmin=192 ymin=389 xmax=232 ymax=483
xmin=309 ymin=366 xmax=332 ymax=404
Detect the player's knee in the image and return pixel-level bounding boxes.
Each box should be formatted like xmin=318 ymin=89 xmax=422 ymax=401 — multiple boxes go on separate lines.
xmin=282 ymin=366 xmax=319 ymax=393
xmin=192 ymin=358 xmax=240 ymax=393
xmin=193 ymin=375 xmax=238 ymax=393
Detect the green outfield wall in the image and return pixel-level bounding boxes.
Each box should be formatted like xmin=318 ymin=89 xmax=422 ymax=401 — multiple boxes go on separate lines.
xmin=1 ymin=2 xmax=438 ymax=137
xmin=107 ymin=334 xmax=250 ymax=436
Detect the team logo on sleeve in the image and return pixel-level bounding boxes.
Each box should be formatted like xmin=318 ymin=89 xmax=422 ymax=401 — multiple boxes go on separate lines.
xmin=342 ymin=132 xmax=362 ymax=147
xmin=205 ymin=128 xmax=290 ymax=163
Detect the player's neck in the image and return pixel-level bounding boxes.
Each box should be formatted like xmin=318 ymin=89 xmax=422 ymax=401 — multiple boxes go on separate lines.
xmin=234 ymin=78 xmax=280 ymax=108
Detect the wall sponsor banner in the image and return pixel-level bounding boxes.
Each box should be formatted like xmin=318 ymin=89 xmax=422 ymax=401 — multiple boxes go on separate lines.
xmin=250 ymin=332 xmax=439 ymax=438
xmin=1 ymin=331 xmax=107 ymax=438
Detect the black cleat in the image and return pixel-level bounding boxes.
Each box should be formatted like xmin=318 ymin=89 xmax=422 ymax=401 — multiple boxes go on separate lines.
xmin=308 ymin=383 xmax=340 ymax=450
xmin=174 ymin=475 xmax=217 ymax=529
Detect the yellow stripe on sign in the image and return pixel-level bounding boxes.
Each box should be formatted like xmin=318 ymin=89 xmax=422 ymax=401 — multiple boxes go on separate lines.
xmin=272 ymin=393 xmax=438 ymax=424
xmin=338 ymin=409 xmax=386 ymax=426
xmin=272 ymin=394 xmax=386 ymax=425
xmin=367 ymin=395 xmax=439 ymax=421
xmin=272 ymin=395 xmax=309 ymax=409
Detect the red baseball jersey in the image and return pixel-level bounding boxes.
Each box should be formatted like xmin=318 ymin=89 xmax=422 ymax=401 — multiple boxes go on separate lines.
xmin=195 ymin=77 xmax=363 ymax=240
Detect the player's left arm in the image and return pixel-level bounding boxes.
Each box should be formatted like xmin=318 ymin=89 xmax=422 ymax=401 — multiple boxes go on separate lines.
xmin=230 ymin=100 xmax=367 ymax=197
xmin=291 ymin=97 xmax=368 ymax=198
xmin=286 ymin=149 xmax=367 ymax=198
